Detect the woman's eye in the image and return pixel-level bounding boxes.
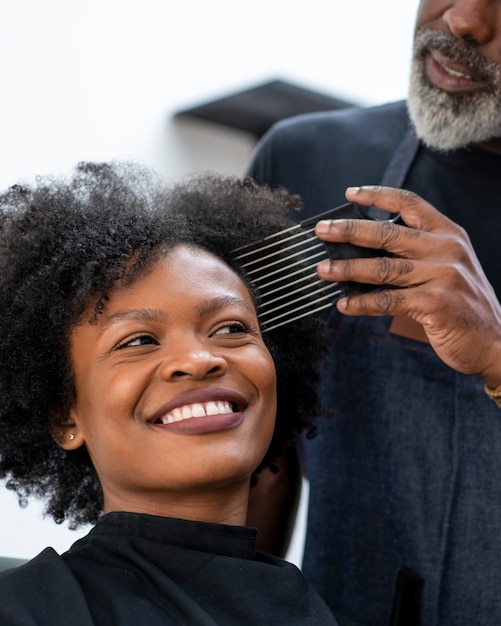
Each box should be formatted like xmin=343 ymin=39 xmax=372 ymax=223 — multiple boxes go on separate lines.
xmin=117 ymin=335 xmax=157 ymax=349
xmin=214 ymin=321 xmax=249 ymax=336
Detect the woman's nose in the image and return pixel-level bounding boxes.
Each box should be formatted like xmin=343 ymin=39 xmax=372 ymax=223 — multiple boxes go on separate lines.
xmin=158 ymin=344 xmax=228 ymax=381
xmin=443 ymin=0 xmax=497 ymax=44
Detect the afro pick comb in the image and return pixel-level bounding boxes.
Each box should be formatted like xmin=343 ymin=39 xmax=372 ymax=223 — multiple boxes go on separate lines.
xmin=231 ymin=202 xmax=401 ymax=332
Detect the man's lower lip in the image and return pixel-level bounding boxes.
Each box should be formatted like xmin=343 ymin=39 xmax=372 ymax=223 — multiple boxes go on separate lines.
xmin=151 ymin=411 xmax=244 ymax=435
xmin=425 ymin=53 xmax=487 ymax=93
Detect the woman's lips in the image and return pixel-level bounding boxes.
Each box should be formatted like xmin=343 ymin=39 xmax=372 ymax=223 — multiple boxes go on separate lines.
xmin=147 ymin=387 xmax=247 ymax=435
xmin=426 ymin=50 xmax=488 ymax=93
xmin=153 ymin=410 xmax=245 ymax=435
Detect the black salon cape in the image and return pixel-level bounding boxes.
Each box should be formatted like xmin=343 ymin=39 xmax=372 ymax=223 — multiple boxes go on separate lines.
xmin=0 ymin=512 xmax=339 ymax=625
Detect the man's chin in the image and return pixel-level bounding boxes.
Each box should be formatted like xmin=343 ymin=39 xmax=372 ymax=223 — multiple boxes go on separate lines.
xmin=407 ymin=94 xmax=478 ymax=152
xmin=408 ymin=59 xmax=501 ymax=152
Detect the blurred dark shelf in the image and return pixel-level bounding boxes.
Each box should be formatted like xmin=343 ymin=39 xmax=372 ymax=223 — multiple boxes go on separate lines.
xmin=175 ymin=79 xmax=356 ymax=138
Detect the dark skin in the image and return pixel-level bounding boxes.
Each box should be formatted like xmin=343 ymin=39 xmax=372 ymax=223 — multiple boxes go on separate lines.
xmin=416 ymin=0 xmax=501 ymax=155
xmin=317 ymin=186 xmax=501 ymax=391
xmin=247 ymin=446 xmax=301 ymax=556
xmin=248 ymin=0 xmax=501 ymax=555
xmin=428 ymin=0 xmax=501 ymax=43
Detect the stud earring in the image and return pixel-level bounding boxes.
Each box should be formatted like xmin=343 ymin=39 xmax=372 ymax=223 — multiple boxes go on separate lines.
xmin=69 ymin=434 xmax=75 ymax=441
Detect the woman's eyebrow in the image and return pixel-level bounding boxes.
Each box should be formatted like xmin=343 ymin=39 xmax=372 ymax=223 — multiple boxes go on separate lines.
xmin=98 ymin=309 xmax=166 ymax=336
xmin=98 ymin=298 xmax=254 ymax=336
xmin=195 ymin=295 xmax=254 ymax=317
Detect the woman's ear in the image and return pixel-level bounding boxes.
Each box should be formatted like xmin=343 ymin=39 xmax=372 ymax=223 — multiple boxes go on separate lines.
xmin=51 ymin=408 xmax=85 ymax=450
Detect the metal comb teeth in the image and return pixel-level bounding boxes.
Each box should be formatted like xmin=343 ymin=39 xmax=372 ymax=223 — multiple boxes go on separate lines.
xmin=231 ymin=214 xmax=343 ymax=333
xmin=231 ymin=202 xmax=399 ymax=332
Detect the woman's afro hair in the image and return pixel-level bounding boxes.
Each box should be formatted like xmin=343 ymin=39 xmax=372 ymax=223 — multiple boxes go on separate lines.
xmin=0 ymin=161 xmax=328 ymax=528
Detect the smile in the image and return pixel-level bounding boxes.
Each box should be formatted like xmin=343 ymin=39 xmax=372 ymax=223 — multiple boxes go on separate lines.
xmin=440 ymin=63 xmax=473 ymax=79
xmin=155 ymin=400 xmax=234 ymax=425
xmin=425 ymin=50 xmax=488 ymax=94
xmin=431 ymin=49 xmax=486 ymax=80
xmin=147 ymin=387 xmax=248 ymax=433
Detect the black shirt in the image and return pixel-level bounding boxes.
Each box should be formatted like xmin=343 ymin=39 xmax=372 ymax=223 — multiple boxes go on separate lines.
xmin=0 ymin=512 xmax=340 ymax=625
xmin=407 ymin=143 xmax=501 ymax=298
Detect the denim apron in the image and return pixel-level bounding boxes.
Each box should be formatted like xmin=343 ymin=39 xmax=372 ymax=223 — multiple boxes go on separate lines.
xmin=301 ymin=130 xmax=501 ymax=626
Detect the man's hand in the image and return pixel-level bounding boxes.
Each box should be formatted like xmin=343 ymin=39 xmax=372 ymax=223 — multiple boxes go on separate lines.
xmin=315 ymin=185 xmax=501 ymax=388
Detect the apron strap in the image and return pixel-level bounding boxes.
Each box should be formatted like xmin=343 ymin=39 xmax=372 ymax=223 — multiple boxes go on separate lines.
xmin=381 ymin=125 xmax=424 ymax=626
xmin=380 ymin=126 xmax=420 ymax=188
xmin=365 ymin=126 xmax=420 ymax=221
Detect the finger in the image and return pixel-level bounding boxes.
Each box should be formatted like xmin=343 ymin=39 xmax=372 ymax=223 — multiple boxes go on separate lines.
xmin=315 ymin=213 xmax=424 ymax=257
xmin=335 ymin=282 xmax=444 ymax=319
xmin=317 ymin=255 xmax=420 ymax=288
xmin=344 ymin=185 xmax=454 ymax=232
xmin=335 ymin=287 xmax=411 ymax=317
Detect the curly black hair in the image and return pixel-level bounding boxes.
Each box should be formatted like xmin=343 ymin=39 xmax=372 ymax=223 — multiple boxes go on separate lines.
xmin=0 ymin=162 xmax=328 ymax=528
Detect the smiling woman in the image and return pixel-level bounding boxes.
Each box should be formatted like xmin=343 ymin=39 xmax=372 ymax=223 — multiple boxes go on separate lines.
xmin=64 ymin=246 xmax=277 ymax=523
xmin=0 ymin=163 xmax=341 ymax=625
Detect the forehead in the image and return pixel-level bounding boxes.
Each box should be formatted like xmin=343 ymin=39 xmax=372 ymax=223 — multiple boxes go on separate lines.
xmin=112 ymin=244 xmax=255 ymax=310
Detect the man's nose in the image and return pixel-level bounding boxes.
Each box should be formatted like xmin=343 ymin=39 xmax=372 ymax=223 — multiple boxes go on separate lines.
xmin=443 ymin=0 xmax=498 ymax=44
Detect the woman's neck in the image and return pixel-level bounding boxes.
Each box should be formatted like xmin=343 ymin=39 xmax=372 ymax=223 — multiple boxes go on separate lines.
xmin=102 ymin=479 xmax=251 ymax=526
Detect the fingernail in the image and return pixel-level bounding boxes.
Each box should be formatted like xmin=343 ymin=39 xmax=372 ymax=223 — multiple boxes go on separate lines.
xmin=346 ymin=186 xmax=361 ymax=195
xmin=336 ymin=298 xmax=348 ymax=312
xmin=316 ymin=220 xmax=331 ymax=235
xmin=317 ymin=260 xmax=331 ymax=274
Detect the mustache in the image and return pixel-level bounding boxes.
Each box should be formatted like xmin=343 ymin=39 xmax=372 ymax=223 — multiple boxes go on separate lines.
xmin=414 ymin=27 xmax=501 ymax=84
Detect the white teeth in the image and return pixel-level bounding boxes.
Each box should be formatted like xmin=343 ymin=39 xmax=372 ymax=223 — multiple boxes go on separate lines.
xmin=171 ymin=407 xmax=183 ymax=422
xmin=158 ymin=400 xmax=234 ymax=425
xmin=443 ymin=64 xmax=472 ymax=79
xmin=206 ymin=401 xmax=220 ymax=416
xmin=181 ymin=405 xmax=192 ymax=420
xmin=191 ymin=403 xmax=206 ymax=417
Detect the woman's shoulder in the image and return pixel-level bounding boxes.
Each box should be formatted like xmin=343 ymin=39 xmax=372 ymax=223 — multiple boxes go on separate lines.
xmin=0 ymin=548 xmax=93 ymax=625
xmin=0 ymin=547 xmax=60 ymax=584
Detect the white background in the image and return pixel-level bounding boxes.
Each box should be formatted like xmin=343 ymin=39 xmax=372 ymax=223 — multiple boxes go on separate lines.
xmin=0 ymin=0 xmax=419 ymax=563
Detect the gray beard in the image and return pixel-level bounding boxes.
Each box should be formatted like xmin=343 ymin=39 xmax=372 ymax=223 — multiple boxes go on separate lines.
xmin=407 ymin=29 xmax=501 ymax=152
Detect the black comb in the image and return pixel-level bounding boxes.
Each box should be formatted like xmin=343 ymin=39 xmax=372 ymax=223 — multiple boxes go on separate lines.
xmin=231 ymin=202 xmax=400 ymax=332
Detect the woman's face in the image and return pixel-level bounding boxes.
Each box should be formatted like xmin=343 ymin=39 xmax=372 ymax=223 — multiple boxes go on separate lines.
xmin=64 ymin=245 xmax=276 ymax=522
